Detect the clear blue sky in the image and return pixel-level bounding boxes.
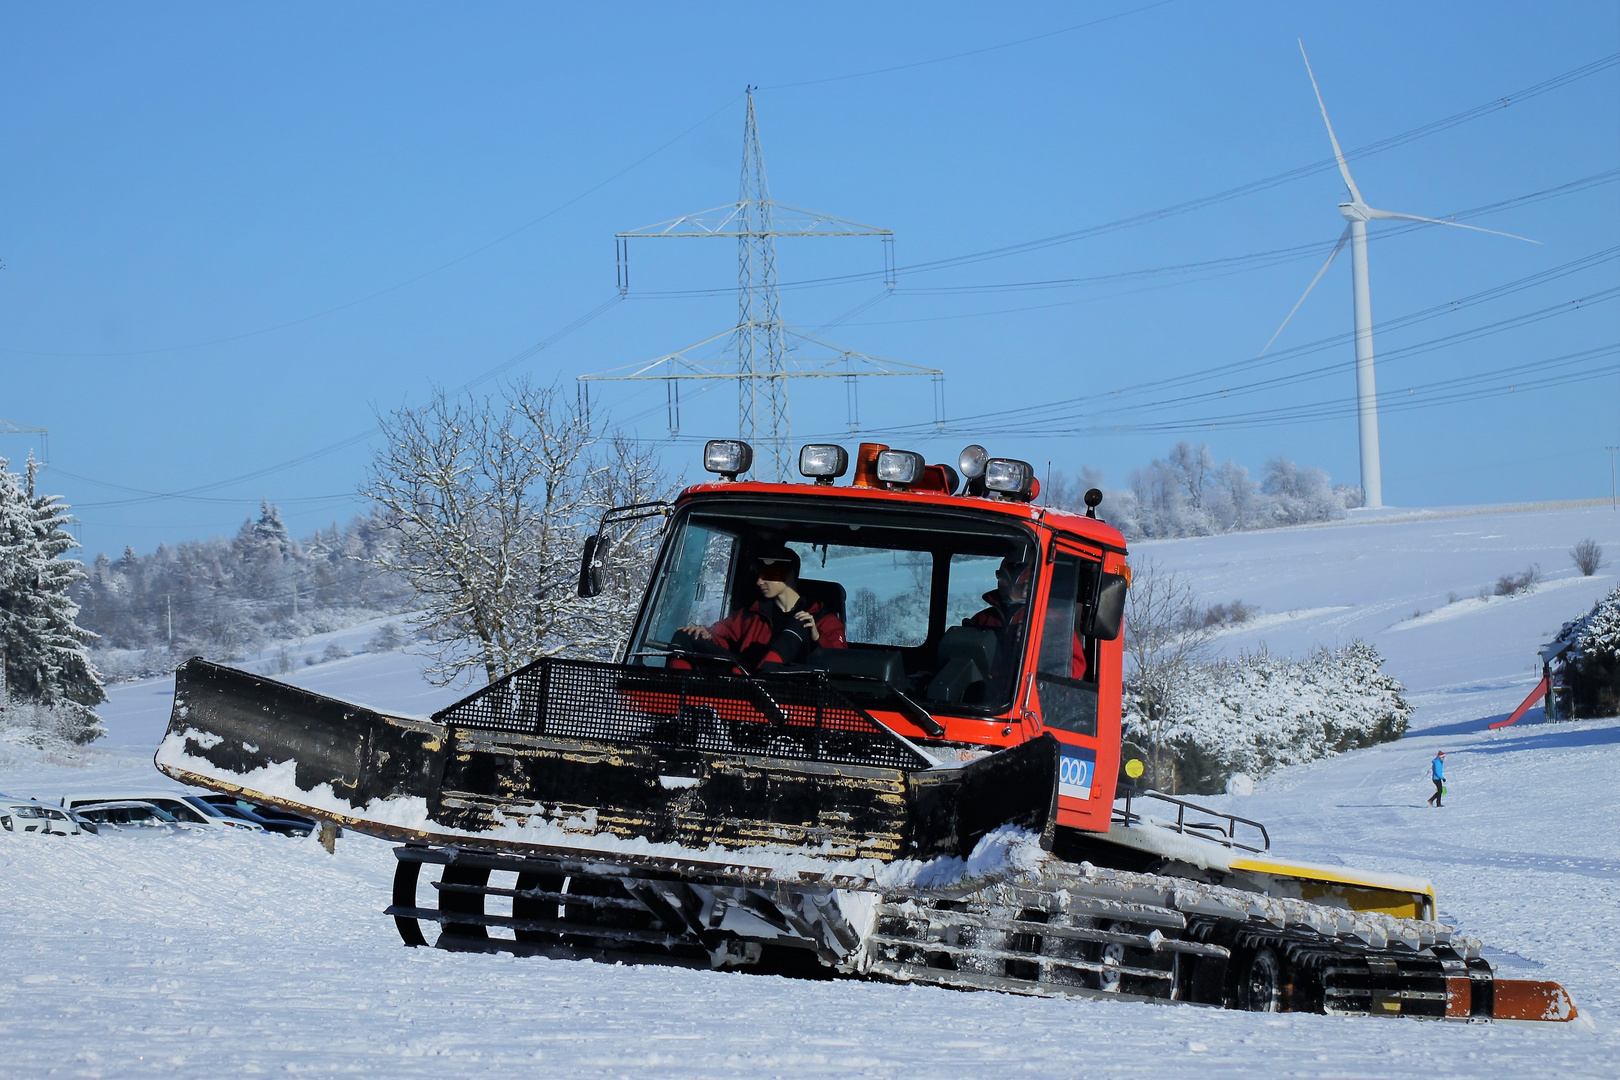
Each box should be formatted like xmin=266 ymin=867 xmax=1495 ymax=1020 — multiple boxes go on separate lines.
xmin=3 ymin=1 xmax=1617 ymax=559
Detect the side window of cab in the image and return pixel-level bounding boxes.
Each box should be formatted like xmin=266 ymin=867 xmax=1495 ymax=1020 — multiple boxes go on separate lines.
xmin=1036 ymin=552 xmax=1099 ymax=737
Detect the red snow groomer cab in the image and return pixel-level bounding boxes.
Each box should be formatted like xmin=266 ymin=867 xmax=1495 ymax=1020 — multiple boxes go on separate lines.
xmin=158 ymin=439 xmax=1580 ymax=1023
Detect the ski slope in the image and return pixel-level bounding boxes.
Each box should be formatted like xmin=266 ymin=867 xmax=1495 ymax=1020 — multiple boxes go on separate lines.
xmin=2 ymin=501 xmax=1617 ymax=1078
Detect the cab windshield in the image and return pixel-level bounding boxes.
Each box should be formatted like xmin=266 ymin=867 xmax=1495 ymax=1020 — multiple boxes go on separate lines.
xmin=629 ymin=498 xmax=1039 ymax=714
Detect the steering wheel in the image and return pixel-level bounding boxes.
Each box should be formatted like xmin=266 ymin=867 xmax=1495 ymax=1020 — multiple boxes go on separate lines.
xmin=668 ymin=629 xmax=750 ymax=674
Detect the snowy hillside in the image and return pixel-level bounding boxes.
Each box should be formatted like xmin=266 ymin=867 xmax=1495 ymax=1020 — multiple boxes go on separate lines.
xmin=2 ymin=501 xmax=1617 ymax=1078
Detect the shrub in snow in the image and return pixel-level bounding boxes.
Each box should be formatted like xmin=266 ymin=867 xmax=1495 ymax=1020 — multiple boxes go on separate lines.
xmin=322 ymin=642 xmax=351 ymax=662
xmin=1192 ymin=600 xmax=1253 ymax=630
xmin=1553 ymin=583 xmax=1620 ymax=718
xmin=1571 ymin=538 xmax=1604 ymax=577
xmin=0 ymin=698 xmax=105 ymax=748
xmin=1495 ymin=565 xmax=1542 ymax=597
xmin=1125 ymin=640 xmax=1411 ymax=796
xmin=1261 ymin=458 xmax=1344 ymax=527
xmin=368 ymin=622 xmax=406 ymax=652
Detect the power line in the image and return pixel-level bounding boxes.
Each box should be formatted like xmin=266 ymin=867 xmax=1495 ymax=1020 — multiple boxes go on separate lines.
xmin=639 ymin=54 xmax=1620 ymax=300
xmin=883 ymin=249 xmax=1620 ymax=436
xmin=1024 ymin=287 xmax=1620 ymax=429
xmin=787 ymin=351 xmax=1618 ymax=442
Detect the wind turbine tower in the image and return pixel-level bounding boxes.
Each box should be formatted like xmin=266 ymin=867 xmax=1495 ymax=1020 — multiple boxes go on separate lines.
xmin=1266 ymin=44 xmax=1536 ymax=509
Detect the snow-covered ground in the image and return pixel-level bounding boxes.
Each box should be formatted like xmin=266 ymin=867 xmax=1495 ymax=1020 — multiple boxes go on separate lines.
xmin=3 ymin=501 xmax=1618 ymax=1078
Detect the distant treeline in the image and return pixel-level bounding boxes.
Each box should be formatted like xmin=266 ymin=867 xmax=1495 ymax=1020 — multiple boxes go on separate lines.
xmin=74 ymin=503 xmax=411 ymax=670
xmin=1046 ymin=442 xmax=1360 ymax=539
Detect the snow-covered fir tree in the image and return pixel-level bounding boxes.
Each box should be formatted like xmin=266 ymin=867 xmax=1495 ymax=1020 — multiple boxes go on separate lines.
xmin=0 ymin=455 xmax=105 ymax=743
xmin=1553 ymin=584 xmax=1620 ymax=718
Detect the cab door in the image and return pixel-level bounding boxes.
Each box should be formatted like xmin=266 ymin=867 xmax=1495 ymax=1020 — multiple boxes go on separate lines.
xmin=1030 ymin=543 xmax=1122 ymax=833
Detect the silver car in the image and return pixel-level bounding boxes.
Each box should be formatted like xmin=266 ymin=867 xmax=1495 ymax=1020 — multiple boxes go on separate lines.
xmin=70 ymin=800 xmax=193 ymax=832
xmin=63 ymin=792 xmax=266 ymax=832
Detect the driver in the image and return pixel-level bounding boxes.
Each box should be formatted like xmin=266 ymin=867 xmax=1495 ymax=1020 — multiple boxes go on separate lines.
xmin=678 ymin=546 xmax=847 ymax=670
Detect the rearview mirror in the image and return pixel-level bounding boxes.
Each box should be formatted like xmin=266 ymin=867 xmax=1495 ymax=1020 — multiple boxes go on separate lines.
xmin=577 ymin=534 xmax=603 ymax=598
xmin=1085 ymin=571 xmax=1128 ymax=641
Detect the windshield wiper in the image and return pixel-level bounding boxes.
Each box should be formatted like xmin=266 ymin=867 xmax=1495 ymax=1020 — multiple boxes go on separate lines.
xmin=802 ymin=672 xmax=945 ymax=738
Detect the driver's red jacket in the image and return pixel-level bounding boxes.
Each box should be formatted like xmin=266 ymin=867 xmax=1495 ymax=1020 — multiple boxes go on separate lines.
xmin=709 ymin=599 xmax=847 ymax=669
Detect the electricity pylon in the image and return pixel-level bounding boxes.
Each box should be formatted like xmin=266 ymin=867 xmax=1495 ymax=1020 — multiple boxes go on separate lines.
xmin=582 ymin=89 xmax=942 ymax=480
xmin=0 ymin=420 xmax=48 ymax=465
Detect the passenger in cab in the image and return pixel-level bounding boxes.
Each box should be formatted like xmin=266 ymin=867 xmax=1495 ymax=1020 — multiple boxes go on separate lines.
xmin=967 ymin=554 xmax=1088 ymax=681
xmin=965 ymin=555 xmax=1035 ymax=680
xmin=678 ymin=547 xmax=847 ymax=671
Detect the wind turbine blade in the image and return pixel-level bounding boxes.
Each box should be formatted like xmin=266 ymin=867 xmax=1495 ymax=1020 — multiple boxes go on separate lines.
xmin=1299 ymin=41 xmax=1362 ymax=204
xmin=1259 ymin=226 xmax=1352 ymax=356
xmin=1362 ymin=208 xmax=1541 ymax=243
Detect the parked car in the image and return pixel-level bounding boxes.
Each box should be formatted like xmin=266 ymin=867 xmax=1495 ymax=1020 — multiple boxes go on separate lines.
xmin=62 ymin=791 xmax=266 ymax=832
xmin=70 ymin=800 xmax=193 ymax=832
xmin=0 ymin=795 xmax=83 ymax=835
xmin=194 ymin=794 xmax=316 ymax=837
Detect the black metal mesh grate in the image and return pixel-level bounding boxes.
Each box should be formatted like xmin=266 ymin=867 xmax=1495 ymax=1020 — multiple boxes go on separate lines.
xmin=433 ymin=657 xmax=929 ymax=770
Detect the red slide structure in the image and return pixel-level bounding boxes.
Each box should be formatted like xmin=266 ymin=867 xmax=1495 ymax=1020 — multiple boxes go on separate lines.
xmin=1491 ymin=677 xmax=1550 ymax=730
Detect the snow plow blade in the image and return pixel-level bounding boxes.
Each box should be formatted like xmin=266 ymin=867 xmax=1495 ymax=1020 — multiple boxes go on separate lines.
xmin=1488 ymin=980 xmax=1580 ymax=1023
xmin=156 ymin=657 xmax=1059 ymax=869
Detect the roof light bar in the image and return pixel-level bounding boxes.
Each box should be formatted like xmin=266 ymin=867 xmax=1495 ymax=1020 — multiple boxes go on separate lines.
xmin=703 ymin=439 xmax=753 ymax=481
xmin=983 ymin=457 xmax=1036 ymax=500
xmin=875 ymin=449 xmax=926 ymax=488
xmin=798 ymin=443 xmax=849 ymax=484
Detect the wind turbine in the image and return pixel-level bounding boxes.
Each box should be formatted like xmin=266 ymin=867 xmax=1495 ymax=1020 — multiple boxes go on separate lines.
xmin=1263 ymin=42 xmax=1537 ymax=510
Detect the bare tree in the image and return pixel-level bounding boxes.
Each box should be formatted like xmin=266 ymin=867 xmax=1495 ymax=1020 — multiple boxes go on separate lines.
xmin=1571 ymin=538 xmax=1604 ymax=577
xmin=569 ymin=432 xmax=671 ymax=657
xmin=1121 ymin=560 xmax=1216 ymax=793
xmin=362 ymin=381 xmax=668 ymax=686
xmin=1168 ymin=442 xmax=1214 ymax=511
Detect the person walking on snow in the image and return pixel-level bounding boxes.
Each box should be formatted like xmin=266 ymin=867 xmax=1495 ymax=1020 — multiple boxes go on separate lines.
xmin=1427 ymin=751 xmax=1445 ymax=807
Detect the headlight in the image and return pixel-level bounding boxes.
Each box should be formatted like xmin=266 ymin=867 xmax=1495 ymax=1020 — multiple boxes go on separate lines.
xmin=957 ymin=444 xmax=989 ymax=480
xmin=875 ymin=449 xmax=925 ymax=487
xmin=983 ymin=457 xmax=1036 ymax=499
xmin=703 ymin=439 xmax=754 ymax=480
xmin=798 ymin=443 xmax=849 ymax=483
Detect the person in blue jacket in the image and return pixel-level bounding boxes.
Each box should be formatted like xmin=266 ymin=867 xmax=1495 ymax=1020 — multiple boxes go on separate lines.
xmin=1426 ymin=750 xmax=1445 ymax=807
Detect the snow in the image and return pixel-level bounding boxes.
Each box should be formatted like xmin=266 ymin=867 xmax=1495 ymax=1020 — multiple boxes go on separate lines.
xmin=3 ymin=501 xmax=1619 ymax=1078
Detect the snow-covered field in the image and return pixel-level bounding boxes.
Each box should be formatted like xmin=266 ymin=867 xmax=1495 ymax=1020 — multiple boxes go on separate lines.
xmin=3 ymin=501 xmax=1618 ymax=1078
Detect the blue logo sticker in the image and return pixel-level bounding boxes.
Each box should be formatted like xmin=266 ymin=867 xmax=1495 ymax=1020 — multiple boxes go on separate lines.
xmin=1058 ymin=745 xmax=1095 ymax=802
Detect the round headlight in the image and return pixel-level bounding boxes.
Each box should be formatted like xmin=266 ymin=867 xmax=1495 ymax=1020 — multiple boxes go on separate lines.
xmin=958 ymin=444 xmax=989 ymax=480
